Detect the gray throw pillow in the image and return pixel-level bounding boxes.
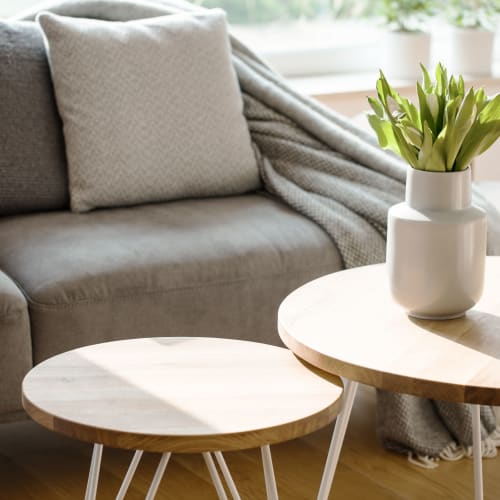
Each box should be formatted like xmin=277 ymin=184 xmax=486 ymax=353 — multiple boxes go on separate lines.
xmin=0 ymin=21 xmax=69 ymax=215
xmin=37 ymin=10 xmax=260 ymax=213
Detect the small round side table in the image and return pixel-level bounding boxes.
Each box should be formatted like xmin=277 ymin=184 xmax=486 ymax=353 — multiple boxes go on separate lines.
xmin=278 ymin=257 xmax=500 ymax=500
xmin=22 ymin=337 xmax=343 ymax=500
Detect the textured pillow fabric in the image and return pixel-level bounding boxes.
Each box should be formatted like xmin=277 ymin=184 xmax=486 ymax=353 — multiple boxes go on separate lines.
xmin=37 ymin=10 xmax=260 ymax=213
xmin=0 ymin=21 xmax=69 ymax=215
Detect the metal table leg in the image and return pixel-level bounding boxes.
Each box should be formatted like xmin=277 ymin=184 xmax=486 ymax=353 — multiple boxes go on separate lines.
xmin=214 ymin=451 xmax=242 ymax=500
xmin=261 ymin=444 xmax=279 ymax=500
xmin=85 ymin=444 xmax=103 ymax=500
xmin=116 ymin=449 xmax=143 ymax=500
xmin=203 ymin=452 xmax=229 ymax=500
xmin=472 ymin=404 xmax=484 ymax=500
xmin=145 ymin=452 xmax=171 ymax=500
xmin=317 ymin=379 xmax=359 ymax=500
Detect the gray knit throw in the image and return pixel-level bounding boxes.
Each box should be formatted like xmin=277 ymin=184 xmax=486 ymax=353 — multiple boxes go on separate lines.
xmin=18 ymin=0 xmax=500 ymax=464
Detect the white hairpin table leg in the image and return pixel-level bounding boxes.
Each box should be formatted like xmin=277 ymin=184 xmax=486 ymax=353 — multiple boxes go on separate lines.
xmin=84 ymin=443 xmax=103 ymax=500
xmin=116 ymin=449 xmax=143 ymax=500
xmin=317 ymin=379 xmax=359 ymax=500
xmin=472 ymin=404 xmax=484 ymax=500
xmin=214 ymin=451 xmax=242 ymax=500
xmin=145 ymin=452 xmax=171 ymax=500
xmin=261 ymin=444 xmax=279 ymax=500
xmin=203 ymin=452 xmax=228 ymax=500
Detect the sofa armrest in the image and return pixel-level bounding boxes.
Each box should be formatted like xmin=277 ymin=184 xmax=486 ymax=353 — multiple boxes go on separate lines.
xmin=0 ymin=271 xmax=32 ymax=416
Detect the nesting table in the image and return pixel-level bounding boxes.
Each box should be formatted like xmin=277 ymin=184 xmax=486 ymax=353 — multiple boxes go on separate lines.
xmin=22 ymin=337 xmax=343 ymax=499
xmin=278 ymin=257 xmax=500 ymax=500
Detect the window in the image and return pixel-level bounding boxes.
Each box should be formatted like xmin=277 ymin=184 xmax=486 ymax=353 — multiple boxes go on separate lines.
xmin=193 ymin=0 xmax=376 ymax=24
xmin=2 ymin=1 xmax=498 ymax=78
xmin=195 ymin=0 xmax=382 ymax=76
xmin=0 ymin=0 xmax=382 ymax=76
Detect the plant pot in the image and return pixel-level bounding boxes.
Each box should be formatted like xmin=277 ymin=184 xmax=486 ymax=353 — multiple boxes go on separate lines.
xmin=446 ymin=26 xmax=495 ymax=76
xmin=386 ymin=166 xmax=487 ymax=319
xmin=383 ymin=31 xmax=431 ymax=80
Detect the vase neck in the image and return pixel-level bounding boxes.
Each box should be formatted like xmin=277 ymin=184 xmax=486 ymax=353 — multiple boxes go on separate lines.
xmin=405 ymin=167 xmax=472 ymax=210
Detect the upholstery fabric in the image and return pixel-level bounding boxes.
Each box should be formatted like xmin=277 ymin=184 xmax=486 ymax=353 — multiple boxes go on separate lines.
xmin=37 ymin=10 xmax=260 ymax=212
xmin=0 ymin=21 xmax=69 ymax=215
xmin=0 ymin=195 xmax=342 ymax=362
xmin=0 ymin=271 xmax=32 ymax=414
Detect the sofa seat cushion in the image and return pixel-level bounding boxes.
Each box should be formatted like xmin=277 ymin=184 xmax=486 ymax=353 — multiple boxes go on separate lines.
xmin=0 ymin=271 xmax=32 ymax=416
xmin=0 ymin=194 xmax=342 ymax=362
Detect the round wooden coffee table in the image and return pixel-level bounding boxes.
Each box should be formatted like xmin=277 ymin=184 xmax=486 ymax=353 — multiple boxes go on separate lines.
xmin=278 ymin=257 xmax=500 ymax=500
xmin=22 ymin=337 xmax=343 ymax=500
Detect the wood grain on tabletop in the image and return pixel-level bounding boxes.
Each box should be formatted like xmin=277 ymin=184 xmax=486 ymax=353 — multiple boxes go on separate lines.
xmin=22 ymin=337 xmax=343 ymax=453
xmin=279 ymin=257 xmax=500 ymax=404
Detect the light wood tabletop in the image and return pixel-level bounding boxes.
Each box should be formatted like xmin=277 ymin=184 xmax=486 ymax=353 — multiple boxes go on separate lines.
xmin=22 ymin=337 xmax=343 ymax=453
xmin=278 ymin=257 xmax=500 ymax=405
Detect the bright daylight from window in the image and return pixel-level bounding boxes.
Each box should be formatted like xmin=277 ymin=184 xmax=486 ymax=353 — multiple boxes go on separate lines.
xmin=195 ymin=0 xmax=381 ymax=75
xmin=1 ymin=0 xmax=499 ymax=76
xmin=195 ymin=0 xmax=500 ymax=76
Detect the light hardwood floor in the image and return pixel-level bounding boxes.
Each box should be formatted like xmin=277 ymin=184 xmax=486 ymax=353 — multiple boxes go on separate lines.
xmin=1 ymin=385 xmax=498 ymax=499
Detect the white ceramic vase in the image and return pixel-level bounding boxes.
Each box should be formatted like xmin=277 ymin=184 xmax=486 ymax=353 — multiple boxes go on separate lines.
xmin=446 ymin=26 xmax=495 ymax=76
xmin=387 ymin=166 xmax=487 ymax=319
xmin=383 ymin=31 xmax=431 ymax=80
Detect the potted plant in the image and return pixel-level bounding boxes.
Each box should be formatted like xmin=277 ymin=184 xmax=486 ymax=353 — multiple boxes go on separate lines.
xmin=379 ymin=0 xmax=435 ymax=80
xmin=444 ymin=0 xmax=499 ymax=75
xmin=368 ymin=63 xmax=500 ymax=318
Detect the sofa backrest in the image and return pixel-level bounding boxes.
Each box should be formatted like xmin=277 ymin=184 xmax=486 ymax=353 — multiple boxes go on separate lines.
xmin=0 ymin=20 xmax=69 ymax=215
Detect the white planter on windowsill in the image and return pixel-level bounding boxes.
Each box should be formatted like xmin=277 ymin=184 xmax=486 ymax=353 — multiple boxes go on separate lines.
xmin=446 ymin=26 xmax=495 ymax=76
xmin=382 ymin=30 xmax=431 ymax=80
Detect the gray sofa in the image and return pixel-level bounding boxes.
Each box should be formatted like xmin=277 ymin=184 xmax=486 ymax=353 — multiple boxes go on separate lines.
xmin=0 ymin=194 xmax=343 ymax=421
xmin=0 ymin=17 xmax=349 ymax=416
xmin=0 ymin=13 xmax=344 ymax=423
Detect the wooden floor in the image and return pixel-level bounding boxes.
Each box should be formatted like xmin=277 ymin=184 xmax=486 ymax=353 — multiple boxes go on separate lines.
xmin=0 ymin=385 xmax=498 ymax=499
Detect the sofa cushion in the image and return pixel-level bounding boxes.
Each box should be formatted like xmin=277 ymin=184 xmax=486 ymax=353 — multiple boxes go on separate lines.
xmin=0 ymin=20 xmax=69 ymax=215
xmin=0 ymin=271 xmax=32 ymax=417
xmin=37 ymin=10 xmax=260 ymax=213
xmin=0 ymin=195 xmax=342 ymax=362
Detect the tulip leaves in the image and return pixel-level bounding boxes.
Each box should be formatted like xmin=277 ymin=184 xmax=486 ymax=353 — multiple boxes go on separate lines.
xmin=368 ymin=63 xmax=500 ymax=171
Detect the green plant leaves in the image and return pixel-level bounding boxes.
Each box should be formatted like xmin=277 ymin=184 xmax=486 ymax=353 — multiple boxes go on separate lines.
xmin=367 ymin=114 xmax=395 ymax=148
xmin=444 ymin=89 xmax=477 ymax=170
xmin=368 ymin=96 xmax=384 ymax=117
xmin=380 ymin=0 xmax=436 ymax=32
xmin=416 ymin=82 xmax=436 ymax=135
xmin=455 ymin=93 xmax=500 ymax=170
xmin=416 ymin=121 xmax=434 ymax=169
xmin=367 ymin=63 xmax=500 ymax=171
xmin=420 ymin=63 xmax=433 ymax=92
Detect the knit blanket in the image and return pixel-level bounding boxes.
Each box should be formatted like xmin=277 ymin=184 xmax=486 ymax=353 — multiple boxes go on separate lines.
xmin=18 ymin=0 xmax=500 ymax=465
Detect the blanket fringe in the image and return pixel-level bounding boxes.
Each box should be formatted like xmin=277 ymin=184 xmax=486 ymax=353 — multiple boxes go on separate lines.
xmin=465 ymin=439 xmax=498 ymax=459
xmin=439 ymin=442 xmax=464 ymax=461
xmin=408 ymin=426 xmax=500 ymax=468
xmin=408 ymin=453 xmax=439 ymax=469
xmin=490 ymin=426 xmax=500 ymax=446
xmin=464 ymin=425 xmax=500 ymax=459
